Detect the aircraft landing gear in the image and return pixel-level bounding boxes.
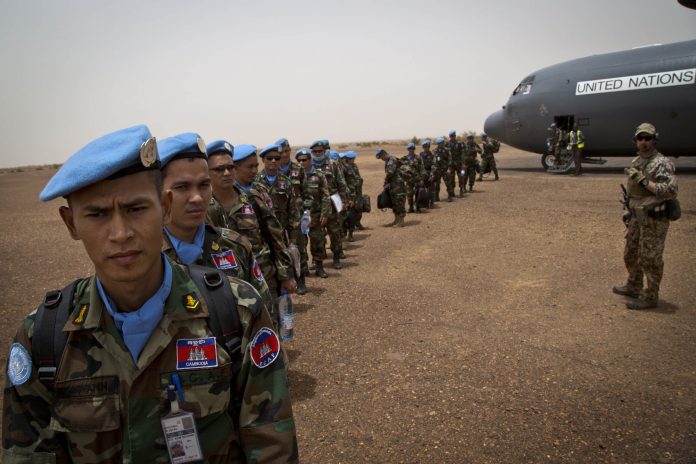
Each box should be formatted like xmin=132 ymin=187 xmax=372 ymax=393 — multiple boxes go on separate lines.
xmin=542 ymin=149 xmax=574 ymax=173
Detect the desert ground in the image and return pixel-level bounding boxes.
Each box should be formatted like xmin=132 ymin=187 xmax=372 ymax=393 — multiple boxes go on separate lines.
xmin=1 ymin=144 xmax=695 ymax=463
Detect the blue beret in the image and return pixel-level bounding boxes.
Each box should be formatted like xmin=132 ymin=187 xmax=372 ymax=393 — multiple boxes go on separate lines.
xmin=158 ymin=133 xmax=207 ymax=167
xmin=40 ymin=125 xmax=158 ymax=202
xmin=467 ymin=132 xmax=475 ymax=138
xmin=321 ymin=139 xmax=330 ymax=147
xmin=481 ymin=132 xmax=488 ymax=138
xmin=259 ymin=143 xmax=280 ymax=158
xmin=375 ymin=148 xmax=387 ymax=158
xmin=422 ymin=139 xmax=431 ymax=146
xmin=328 ymin=150 xmax=340 ymax=160
xmin=295 ymin=148 xmax=311 ymax=159
xmin=435 ymin=136 xmax=445 ymax=143
xmin=343 ymin=150 xmax=356 ymax=159
xmin=207 ymin=140 xmax=234 ymax=157
xmin=275 ymin=138 xmax=289 ymax=148
xmin=233 ymin=144 xmax=257 ymax=163
xmin=448 ymin=130 xmax=456 ymax=136
xmin=406 ymin=143 xmax=415 ymax=149
xmin=310 ymin=140 xmax=324 ymax=149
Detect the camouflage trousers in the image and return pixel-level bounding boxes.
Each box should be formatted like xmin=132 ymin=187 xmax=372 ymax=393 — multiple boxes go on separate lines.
xmin=453 ymin=163 xmax=465 ymax=190
xmin=324 ymin=215 xmax=343 ymax=256
xmin=623 ymin=216 xmax=670 ymax=303
xmin=297 ymin=231 xmax=309 ymax=275
xmin=308 ymin=215 xmax=327 ymax=261
xmin=390 ymin=191 xmax=406 ymax=216
xmin=464 ymin=161 xmax=477 ymax=187
xmin=481 ymin=157 xmax=498 ymax=177
xmin=257 ymin=256 xmax=280 ymax=326
xmin=442 ymin=171 xmax=455 ymax=196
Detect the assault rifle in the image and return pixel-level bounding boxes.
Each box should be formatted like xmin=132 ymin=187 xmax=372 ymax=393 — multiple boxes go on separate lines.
xmin=620 ymin=184 xmax=631 ymax=227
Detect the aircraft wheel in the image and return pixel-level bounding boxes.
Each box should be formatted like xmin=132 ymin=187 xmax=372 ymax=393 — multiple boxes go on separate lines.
xmin=541 ymin=153 xmax=556 ymax=171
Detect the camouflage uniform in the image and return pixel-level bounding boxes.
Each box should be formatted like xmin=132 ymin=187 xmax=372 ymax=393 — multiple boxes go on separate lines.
xmin=352 ymin=162 xmax=366 ymax=229
xmin=622 ymin=150 xmax=678 ymax=304
xmin=300 ymin=167 xmax=332 ymax=263
xmin=419 ymin=149 xmax=437 ymax=207
xmin=463 ymin=140 xmax=482 ymax=191
xmin=2 ymin=259 xmax=297 ymax=463
xmin=280 ymin=160 xmax=307 ymax=271
xmin=384 ymin=154 xmax=406 ymax=218
xmin=206 ymin=187 xmax=293 ymax=298
xmin=480 ymin=139 xmax=500 ymax=180
xmin=433 ymin=145 xmax=453 ymax=201
xmin=340 ymin=158 xmax=362 ymax=238
xmin=400 ymin=153 xmax=426 ymax=212
xmin=162 ymin=225 xmax=276 ymax=326
xmin=446 ymin=139 xmax=465 ymax=195
xmin=312 ymin=158 xmax=348 ymax=259
xmin=255 ymin=171 xmax=299 ymax=243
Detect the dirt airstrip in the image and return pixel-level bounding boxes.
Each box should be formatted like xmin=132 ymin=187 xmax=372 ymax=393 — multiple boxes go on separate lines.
xmin=0 ymin=144 xmax=695 ymax=463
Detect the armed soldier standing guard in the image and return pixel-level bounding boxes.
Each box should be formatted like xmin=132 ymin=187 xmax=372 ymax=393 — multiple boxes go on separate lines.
xmin=447 ymin=130 xmax=465 ymax=197
xmin=401 ymin=142 xmax=426 ymax=213
xmin=2 ymin=125 xmax=297 ymax=463
xmin=433 ymin=136 xmax=453 ymax=202
xmin=479 ymin=132 xmax=500 ymax=181
xmin=463 ymin=133 xmax=482 ymax=192
xmin=613 ymin=123 xmax=678 ymax=310
xmin=376 ymin=148 xmax=407 ymax=227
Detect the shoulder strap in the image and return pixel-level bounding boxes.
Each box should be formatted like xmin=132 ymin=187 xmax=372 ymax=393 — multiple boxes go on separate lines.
xmin=185 ymin=264 xmax=244 ymax=372
xmin=32 ymin=279 xmax=82 ymax=385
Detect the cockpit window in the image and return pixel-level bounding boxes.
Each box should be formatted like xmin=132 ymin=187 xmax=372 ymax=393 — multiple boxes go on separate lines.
xmin=512 ymin=74 xmax=535 ymax=96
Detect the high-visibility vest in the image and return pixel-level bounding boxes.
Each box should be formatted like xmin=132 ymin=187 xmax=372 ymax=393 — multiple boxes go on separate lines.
xmin=569 ymin=130 xmax=585 ymax=149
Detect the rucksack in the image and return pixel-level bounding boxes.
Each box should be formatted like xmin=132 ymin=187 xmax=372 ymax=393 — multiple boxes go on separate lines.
xmin=31 ymin=264 xmax=249 ymax=387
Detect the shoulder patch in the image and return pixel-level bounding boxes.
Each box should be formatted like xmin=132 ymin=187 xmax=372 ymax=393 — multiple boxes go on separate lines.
xmin=249 ymin=328 xmax=280 ymax=369
xmin=73 ymin=304 xmax=89 ymax=325
xmin=7 ymin=343 xmax=32 ymax=386
xmin=251 ymin=259 xmax=265 ymax=282
xmin=182 ymin=293 xmax=201 ymax=312
xmin=211 ymin=250 xmax=238 ymax=270
xmin=241 ymin=204 xmax=254 ymax=215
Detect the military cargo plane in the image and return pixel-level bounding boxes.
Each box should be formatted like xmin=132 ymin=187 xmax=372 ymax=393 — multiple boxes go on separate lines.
xmin=483 ymin=39 xmax=696 ymax=172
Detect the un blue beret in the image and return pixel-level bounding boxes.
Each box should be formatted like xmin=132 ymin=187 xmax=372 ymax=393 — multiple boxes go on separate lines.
xmin=343 ymin=150 xmax=357 ymax=159
xmin=40 ymin=125 xmax=158 ymax=202
xmin=422 ymin=139 xmax=431 ymax=146
xmin=321 ymin=139 xmax=330 ymax=147
xmin=259 ymin=144 xmax=281 ymax=158
xmin=158 ymin=133 xmax=207 ymax=167
xmin=375 ymin=148 xmax=387 ymax=158
xmin=328 ymin=150 xmax=340 ymax=160
xmin=435 ymin=136 xmax=445 ymax=143
xmin=275 ymin=138 xmax=289 ymax=149
xmin=448 ymin=130 xmax=456 ymax=136
xmin=310 ymin=140 xmax=324 ymax=149
xmin=467 ymin=132 xmax=475 ymax=138
xmin=406 ymin=143 xmax=415 ymax=149
xmin=295 ymin=148 xmax=311 ymax=159
xmin=233 ymin=144 xmax=257 ymax=163
xmin=207 ymin=140 xmax=234 ymax=157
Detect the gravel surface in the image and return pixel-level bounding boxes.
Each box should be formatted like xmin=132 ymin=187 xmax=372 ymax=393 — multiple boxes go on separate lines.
xmin=1 ymin=145 xmax=695 ymax=463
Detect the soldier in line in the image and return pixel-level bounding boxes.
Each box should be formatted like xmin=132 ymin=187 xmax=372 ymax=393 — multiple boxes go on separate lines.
xmin=276 ymin=137 xmax=309 ymax=294
xmin=401 ymin=142 xmax=426 ymax=213
xmin=376 ymin=148 xmax=407 ymax=227
xmin=339 ymin=150 xmax=362 ymax=241
xmin=158 ymin=132 xmax=275 ymax=314
xmin=463 ymin=132 xmax=482 ymax=192
xmin=433 ymin=136 xmax=454 ymax=202
xmin=309 ymin=140 xmax=348 ymax=270
xmin=206 ymin=142 xmax=296 ymax=310
xmin=295 ymin=148 xmax=332 ymax=278
xmin=349 ymin=150 xmax=367 ymax=230
xmin=479 ymin=132 xmax=501 ymax=181
xmin=446 ymin=130 xmax=466 ymax=197
xmin=547 ymin=123 xmax=560 ymax=163
xmin=419 ymin=139 xmax=437 ymax=208
xmin=613 ymin=123 xmax=678 ymax=310
xmin=2 ymin=125 xmax=297 ymax=462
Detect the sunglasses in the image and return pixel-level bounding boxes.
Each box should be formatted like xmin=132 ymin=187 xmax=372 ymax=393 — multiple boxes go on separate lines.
xmin=311 ymin=150 xmax=324 ymax=154
xmin=211 ymin=164 xmax=234 ymax=173
xmin=297 ymin=157 xmax=310 ymax=162
xmin=264 ymin=155 xmax=281 ymax=161
xmin=636 ymin=135 xmax=654 ymax=141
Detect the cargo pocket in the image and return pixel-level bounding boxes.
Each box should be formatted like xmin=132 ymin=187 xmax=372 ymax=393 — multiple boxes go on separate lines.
xmin=160 ymin=363 xmax=233 ymax=418
xmin=51 ymin=376 xmax=121 ymax=433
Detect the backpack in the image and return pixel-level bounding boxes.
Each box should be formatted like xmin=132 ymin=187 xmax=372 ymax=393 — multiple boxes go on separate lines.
xmin=31 ymin=264 xmax=249 ymax=387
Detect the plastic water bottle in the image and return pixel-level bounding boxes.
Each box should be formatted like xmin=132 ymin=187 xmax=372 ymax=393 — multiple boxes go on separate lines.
xmin=300 ymin=210 xmax=311 ymax=235
xmin=278 ymin=290 xmax=294 ymax=341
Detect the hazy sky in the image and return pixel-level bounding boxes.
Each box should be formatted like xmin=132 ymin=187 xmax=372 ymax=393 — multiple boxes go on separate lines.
xmin=0 ymin=0 xmax=694 ymax=168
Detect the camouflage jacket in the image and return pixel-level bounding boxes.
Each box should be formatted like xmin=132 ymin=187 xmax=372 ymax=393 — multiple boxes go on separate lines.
xmin=627 ymin=150 xmax=678 ymax=210
xmin=206 ymin=187 xmax=293 ymax=282
xmin=433 ymin=146 xmax=451 ymax=174
xmin=463 ymin=141 xmax=482 ymax=166
xmin=254 ymin=171 xmax=299 ymax=240
xmin=419 ymin=151 xmax=436 ymax=179
xmin=279 ymin=160 xmax=306 ymax=230
xmin=446 ymin=140 xmax=464 ymax=166
xmin=313 ymin=159 xmax=348 ymax=207
xmin=399 ymin=154 xmax=426 ymax=186
xmin=352 ymin=163 xmax=364 ymax=197
xmin=384 ymin=155 xmax=406 ymax=194
xmin=2 ymin=259 xmax=297 ymax=463
xmin=339 ymin=160 xmax=361 ymax=202
xmin=301 ymin=167 xmax=332 ymax=218
xmin=481 ymin=140 xmax=500 ymax=160
xmin=162 ymin=225 xmax=276 ymax=323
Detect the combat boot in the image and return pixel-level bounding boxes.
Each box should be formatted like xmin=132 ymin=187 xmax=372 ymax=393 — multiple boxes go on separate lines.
xmin=626 ymin=299 xmax=657 ymax=310
xmin=612 ymin=285 xmax=641 ymax=299
xmin=332 ymin=255 xmax=342 ymax=269
xmin=339 ymin=250 xmax=346 ymax=259
xmin=356 ymin=222 xmax=365 ymax=230
xmin=469 ymin=185 xmax=474 ymax=192
xmin=315 ymin=261 xmax=328 ymax=278
xmin=477 ymin=175 xmax=483 ymax=181
xmin=447 ymin=194 xmax=453 ymax=203
xmin=459 ymin=187 xmax=464 ymax=198
xmin=435 ymin=192 xmax=440 ymax=202
xmin=309 ymin=261 xmax=317 ymax=271
xmin=348 ymin=230 xmax=355 ymax=242
xmin=494 ymin=174 xmax=499 ymax=181
xmin=408 ymin=202 xmax=415 ymax=213
xmin=296 ymin=276 xmax=307 ymax=295
xmin=385 ymin=213 xmax=397 ymax=227
xmin=394 ymin=215 xmax=405 ymax=228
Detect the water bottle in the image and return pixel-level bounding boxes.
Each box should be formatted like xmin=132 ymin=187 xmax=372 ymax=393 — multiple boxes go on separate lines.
xmin=300 ymin=210 xmax=311 ymax=235
xmin=278 ymin=290 xmax=294 ymax=341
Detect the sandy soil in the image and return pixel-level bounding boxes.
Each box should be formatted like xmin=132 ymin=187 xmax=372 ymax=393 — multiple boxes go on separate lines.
xmin=0 ymin=145 xmax=695 ymax=463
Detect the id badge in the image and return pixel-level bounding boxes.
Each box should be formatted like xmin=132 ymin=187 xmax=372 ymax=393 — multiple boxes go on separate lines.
xmin=161 ymin=410 xmax=204 ymax=463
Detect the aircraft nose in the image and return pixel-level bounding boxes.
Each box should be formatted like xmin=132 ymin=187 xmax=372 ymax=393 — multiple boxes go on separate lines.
xmin=484 ymin=110 xmax=505 ymax=141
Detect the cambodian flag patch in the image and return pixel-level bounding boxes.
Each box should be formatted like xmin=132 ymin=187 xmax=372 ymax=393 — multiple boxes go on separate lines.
xmin=241 ymin=204 xmax=254 ymax=215
xmin=251 ymin=259 xmax=264 ymax=281
xmin=250 ymin=328 xmax=280 ymax=369
xmin=290 ymin=171 xmax=298 ymax=177
xmin=176 ymin=337 xmax=218 ymax=370
xmin=211 ymin=250 xmax=238 ymax=270
xmin=278 ymin=181 xmax=286 ymax=190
